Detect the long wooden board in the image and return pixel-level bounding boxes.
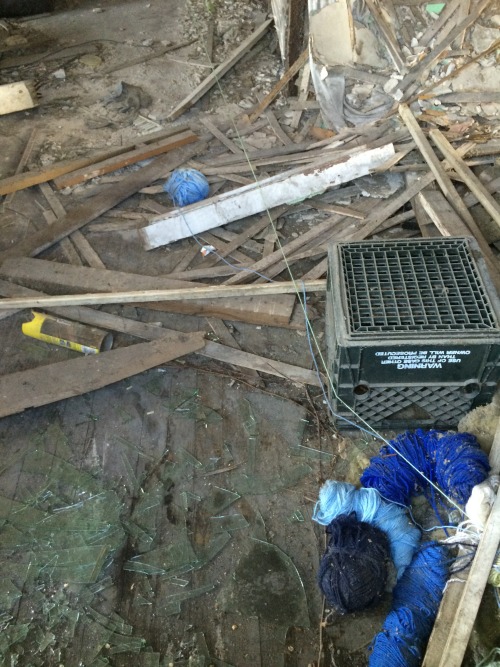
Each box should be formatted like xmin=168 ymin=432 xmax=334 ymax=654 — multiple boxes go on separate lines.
xmin=0 ymin=278 xmax=319 ymax=386
xmin=0 ymin=333 xmax=205 ymax=419
xmin=0 ymin=258 xmax=297 ymax=326
xmin=0 ymin=143 xmax=204 ymax=262
xmin=167 ymin=20 xmax=273 ymax=121
xmin=52 ymin=131 xmax=198 ymax=190
xmin=0 ymin=279 xmax=326 ymax=309
xmin=0 ymin=125 xmax=189 ymax=196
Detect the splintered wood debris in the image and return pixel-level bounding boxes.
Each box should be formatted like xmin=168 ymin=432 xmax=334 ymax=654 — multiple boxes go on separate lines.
xmin=0 ymin=0 xmax=497 ymax=411
xmin=0 ymin=0 xmax=499 ymax=665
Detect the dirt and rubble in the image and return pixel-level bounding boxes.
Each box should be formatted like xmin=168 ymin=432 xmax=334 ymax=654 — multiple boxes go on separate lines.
xmin=0 ymin=0 xmax=499 ymax=665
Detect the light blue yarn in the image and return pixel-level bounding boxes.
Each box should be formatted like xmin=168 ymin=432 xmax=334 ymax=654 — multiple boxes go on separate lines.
xmin=313 ymin=481 xmax=420 ymax=578
xmin=163 ymin=168 xmax=210 ymax=207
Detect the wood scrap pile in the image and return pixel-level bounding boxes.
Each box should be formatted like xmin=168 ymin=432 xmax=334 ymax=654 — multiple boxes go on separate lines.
xmin=0 ymin=0 xmax=499 ymax=427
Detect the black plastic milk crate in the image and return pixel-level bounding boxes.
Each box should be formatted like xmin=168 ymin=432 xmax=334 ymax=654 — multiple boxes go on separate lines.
xmin=325 ymin=237 xmax=500 ymax=429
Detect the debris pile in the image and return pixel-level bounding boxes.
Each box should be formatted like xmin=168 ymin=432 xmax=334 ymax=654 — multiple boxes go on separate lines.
xmin=0 ymin=0 xmax=499 ymax=664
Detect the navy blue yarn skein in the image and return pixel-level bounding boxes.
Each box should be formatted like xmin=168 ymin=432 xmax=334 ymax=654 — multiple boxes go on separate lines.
xmin=163 ymin=168 xmax=210 ymax=207
xmin=318 ymin=513 xmax=391 ymax=614
xmin=361 ymin=429 xmax=490 ymax=506
xmin=369 ymin=542 xmax=449 ymax=667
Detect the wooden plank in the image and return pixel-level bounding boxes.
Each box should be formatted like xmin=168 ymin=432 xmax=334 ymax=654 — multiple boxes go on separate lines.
xmin=39 ymin=182 xmax=106 ymax=269
xmin=0 ymin=80 xmax=38 ymax=115
xmin=364 ymin=0 xmax=405 ymax=72
xmin=167 ymin=20 xmax=273 ymax=121
xmin=0 ymin=279 xmax=326 ymax=310
xmin=0 ymin=143 xmax=205 ymax=262
xmin=433 ymin=480 xmax=500 ymax=666
xmin=4 ymin=128 xmax=38 ymax=208
xmin=199 ymin=118 xmax=242 ymax=154
xmin=52 ymin=131 xmax=198 ymax=189
xmin=290 ymin=62 xmax=311 ymax=129
xmin=430 ymin=129 xmax=500 ymax=233
xmin=416 ymin=190 xmax=470 ymax=237
xmin=206 ymin=318 xmax=263 ymax=386
xmin=418 ymin=0 xmax=461 ymax=47
xmin=312 ymin=201 xmax=366 ymax=219
xmin=0 ymin=279 xmax=315 ymax=388
xmin=265 ymin=110 xmax=293 ymax=145
xmin=140 ymin=144 xmax=395 ymax=249
xmin=0 ymin=125 xmax=189 ymax=196
xmin=412 ymin=190 xmax=441 ymax=237
xmin=0 ymin=258 xmax=297 ymax=327
xmin=423 ymin=414 xmax=500 ymax=667
xmin=398 ymin=105 xmax=500 ymax=285
xmin=248 ymin=48 xmax=309 ymax=124
xmin=200 ymin=341 xmax=320 ymax=386
xmin=101 ymin=38 xmax=197 ymax=74
xmin=39 ymin=185 xmax=84 ymax=265
xmin=400 ymin=0 xmax=493 ymax=94
xmin=0 ymin=333 xmax=205 ymax=419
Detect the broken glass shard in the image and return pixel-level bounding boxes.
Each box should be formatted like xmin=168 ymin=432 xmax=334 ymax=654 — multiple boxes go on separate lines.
xmin=289 ymin=443 xmax=333 ymax=461
xmin=194 ymin=531 xmax=232 ymax=567
xmin=209 ymin=514 xmax=249 ymax=533
xmin=203 ymin=486 xmax=240 ymax=515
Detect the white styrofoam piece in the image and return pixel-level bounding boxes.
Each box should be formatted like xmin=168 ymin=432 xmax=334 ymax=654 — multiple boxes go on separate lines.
xmin=140 ymin=143 xmax=395 ymax=250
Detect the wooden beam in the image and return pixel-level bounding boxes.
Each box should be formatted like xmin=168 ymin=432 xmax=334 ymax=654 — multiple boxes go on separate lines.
xmin=400 ymin=0 xmax=493 ymax=95
xmin=205 ymin=318 xmax=263 ymax=386
xmin=140 ymin=144 xmax=395 ymax=249
xmin=416 ymin=189 xmax=470 ymax=237
xmin=364 ymin=0 xmax=405 ymax=72
xmin=0 ymin=80 xmax=38 ymax=115
xmin=0 ymin=279 xmax=326 ymax=310
xmin=167 ymin=20 xmax=273 ymax=121
xmin=0 ymin=333 xmax=206 ymax=419
xmin=0 ymin=279 xmax=317 ymax=385
xmin=199 ymin=118 xmax=242 ymax=154
xmin=265 ymin=110 xmax=294 ymax=145
xmin=101 ymin=38 xmax=197 ymax=75
xmin=0 ymin=143 xmax=205 ymax=262
xmin=290 ymin=62 xmax=310 ymax=129
xmin=248 ymin=48 xmax=309 ymax=124
xmin=200 ymin=341 xmax=320 ymax=386
xmin=0 ymin=258 xmax=297 ymax=327
xmin=52 ymin=131 xmax=198 ymax=190
xmin=426 ymin=432 xmax=500 ymax=667
xmin=430 ymin=129 xmax=500 ymax=233
xmin=39 ymin=182 xmax=106 ymax=269
xmin=0 ymin=125 xmax=189 ymax=196
xmin=398 ymin=105 xmax=500 ymax=287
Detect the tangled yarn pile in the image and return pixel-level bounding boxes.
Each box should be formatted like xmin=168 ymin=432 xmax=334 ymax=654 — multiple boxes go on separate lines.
xmin=313 ymin=429 xmax=491 ymax=661
xmin=369 ymin=542 xmax=450 ymax=667
xmin=163 ymin=168 xmax=210 ymax=207
xmin=361 ymin=429 xmax=490 ymax=506
xmin=317 ymin=512 xmax=391 ymax=613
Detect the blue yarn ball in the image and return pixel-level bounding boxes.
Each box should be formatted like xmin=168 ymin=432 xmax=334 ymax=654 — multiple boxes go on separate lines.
xmin=163 ymin=168 xmax=210 ymax=207
xmin=318 ymin=512 xmax=391 ymax=614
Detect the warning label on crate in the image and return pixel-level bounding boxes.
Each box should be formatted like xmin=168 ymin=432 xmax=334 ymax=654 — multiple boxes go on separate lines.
xmin=374 ymin=350 xmax=471 ymax=370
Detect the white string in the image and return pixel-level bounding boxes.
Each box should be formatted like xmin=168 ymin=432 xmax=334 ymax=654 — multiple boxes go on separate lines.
xmin=167 ymin=35 xmax=472 ymax=520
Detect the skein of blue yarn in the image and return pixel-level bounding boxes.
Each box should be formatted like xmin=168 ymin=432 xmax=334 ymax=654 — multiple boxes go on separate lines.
xmin=163 ymin=168 xmax=210 ymax=207
xmin=369 ymin=542 xmax=449 ymax=667
xmin=361 ymin=429 xmax=490 ymax=506
xmin=318 ymin=513 xmax=391 ymax=614
xmin=313 ymin=481 xmax=420 ymax=578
